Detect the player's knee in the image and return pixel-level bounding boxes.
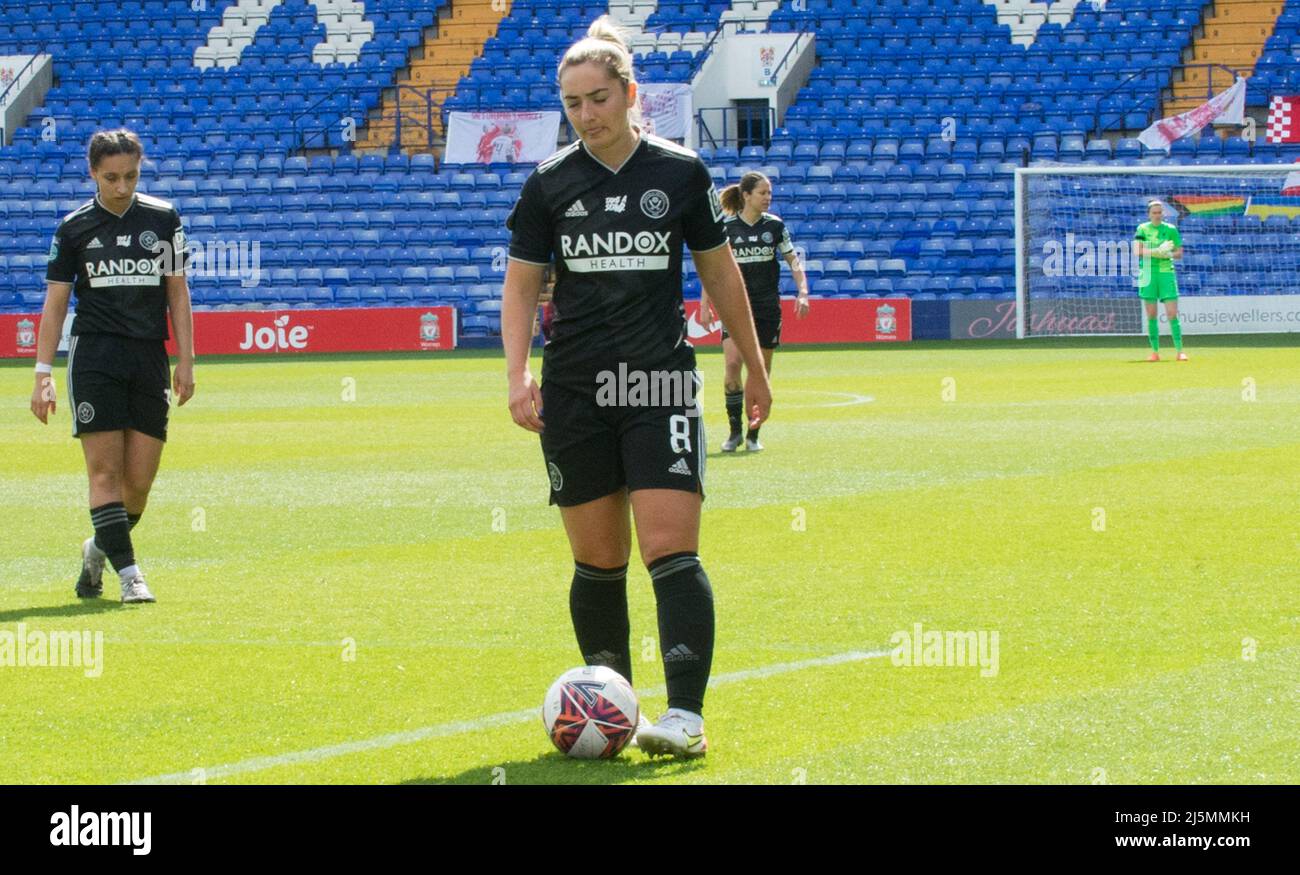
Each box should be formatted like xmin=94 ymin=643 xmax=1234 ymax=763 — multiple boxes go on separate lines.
xmin=574 ymin=545 xmax=631 ymax=568
xmin=639 ymin=539 xmax=698 ymax=568
xmin=85 ymin=460 xmax=120 ymax=485
xmin=122 ymin=484 xmax=149 ymax=514
xmin=569 ymin=526 xmax=630 ymax=568
xmin=87 ymin=469 xmax=122 ymax=495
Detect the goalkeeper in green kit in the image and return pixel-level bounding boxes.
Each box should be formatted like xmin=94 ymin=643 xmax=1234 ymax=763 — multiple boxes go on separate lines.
xmin=1133 ymin=200 xmax=1188 ymax=361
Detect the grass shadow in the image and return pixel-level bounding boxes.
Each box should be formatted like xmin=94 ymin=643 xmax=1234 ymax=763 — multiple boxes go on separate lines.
xmin=0 ymin=600 xmax=128 ymax=623
xmin=402 ymin=750 xmax=708 ymax=786
xmin=704 ymin=450 xmax=755 ymax=460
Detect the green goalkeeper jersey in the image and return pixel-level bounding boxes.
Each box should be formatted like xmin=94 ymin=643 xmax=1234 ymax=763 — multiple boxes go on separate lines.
xmin=1134 ymin=221 xmax=1182 ymax=276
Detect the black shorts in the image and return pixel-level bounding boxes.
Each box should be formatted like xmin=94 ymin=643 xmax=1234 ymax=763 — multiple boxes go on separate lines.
xmin=540 ymin=372 xmax=706 ymax=507
xmin=66 ymin=333 xmax=171 ymax=442
xmin=721 ymin=315 xmax=782 ymax=349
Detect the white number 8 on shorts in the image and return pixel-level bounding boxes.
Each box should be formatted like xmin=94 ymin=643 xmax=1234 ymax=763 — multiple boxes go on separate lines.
xmin=669 ymin=414 xmax=692 ymax=454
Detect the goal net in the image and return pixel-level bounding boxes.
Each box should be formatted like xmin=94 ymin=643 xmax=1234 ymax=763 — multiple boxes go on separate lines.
xmin=1014 ymin=164 xmax=1300 ymax=337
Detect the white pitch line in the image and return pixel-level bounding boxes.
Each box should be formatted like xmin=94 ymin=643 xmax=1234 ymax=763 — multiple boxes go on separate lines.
xmin=781 ymin=391 xmax=874 ymax=409
xmin=126 ymin=648 xmax=890 ymax=785
xmin=819 ymin=392 xmax=874 ymax=407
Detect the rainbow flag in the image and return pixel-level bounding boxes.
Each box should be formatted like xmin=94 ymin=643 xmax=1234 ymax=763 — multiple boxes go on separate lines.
xmin=1170 ymin=194 xmax=1246 ymax=216
xmin=1245 ymin=196 xmax=1300 ymax=220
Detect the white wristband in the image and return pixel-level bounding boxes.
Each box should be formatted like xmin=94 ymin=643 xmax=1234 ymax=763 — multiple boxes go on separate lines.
xmin=35 ymin=362 xmax=53 ymax=375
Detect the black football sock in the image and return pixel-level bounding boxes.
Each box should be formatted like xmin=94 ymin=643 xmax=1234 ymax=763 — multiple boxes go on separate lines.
xmin=90 ymin=502 xmax=136 ymax=574
xmin=649 ymin=551 xmax=714 ymax=715
xmin=127 ymin=512 xmax=141 ymax=531
xmin=747 ymin=425 xmax=761 ymax=441
xmin=724 ymin=390 xmax=743 ymax=436
xmin=570 ymin=562 xmax=632 ymax=684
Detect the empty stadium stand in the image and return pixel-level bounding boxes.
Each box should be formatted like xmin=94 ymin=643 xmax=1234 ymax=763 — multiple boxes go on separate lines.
xmin=1 ymin=0 xmax=1298 ymax=332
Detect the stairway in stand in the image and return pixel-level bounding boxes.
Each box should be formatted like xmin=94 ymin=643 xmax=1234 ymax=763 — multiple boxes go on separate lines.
xmin=1164 ymin=0 xmax=1286 ymax=116
xmin=356 ymin=0 xmax=512 ymax=154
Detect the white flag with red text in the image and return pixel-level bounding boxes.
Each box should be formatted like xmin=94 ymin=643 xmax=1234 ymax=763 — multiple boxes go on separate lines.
xmin=1138 ymin=76 xmax=1247 ymax=152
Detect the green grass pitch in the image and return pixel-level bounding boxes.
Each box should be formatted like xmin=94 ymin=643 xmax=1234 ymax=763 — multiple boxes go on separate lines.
xmin=1 ymin=335 xmax=1297 ymax=784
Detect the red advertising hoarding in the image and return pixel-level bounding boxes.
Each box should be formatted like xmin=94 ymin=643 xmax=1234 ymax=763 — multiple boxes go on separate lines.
xmin=2 ymin=313 xmax=39 ymax=359
xmin=2 ymin=298 xmax=907 ymax=359
xmin=0 ymin=306 xmax=457 ymax=359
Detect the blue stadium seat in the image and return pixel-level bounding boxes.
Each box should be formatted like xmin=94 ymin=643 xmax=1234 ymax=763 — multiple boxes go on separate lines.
xmin=1 ymin=0 xmax=1230 ymax=311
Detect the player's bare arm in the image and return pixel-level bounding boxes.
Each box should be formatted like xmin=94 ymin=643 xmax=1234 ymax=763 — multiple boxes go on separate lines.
xmin=30 ymin=281 xmax=72 ymax=424
xmin=786 ymin=249 xmax=810 ymax=318
xmin=694 ymin=243 xmax=771 ymax=428
xmin=164 ymin=273 xmax=195 ymax=406
xmin=502 ymin=257 xmax=546 ymax=433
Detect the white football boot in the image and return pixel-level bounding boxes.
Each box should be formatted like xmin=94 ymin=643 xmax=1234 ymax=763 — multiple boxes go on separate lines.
xmin=75 ymin=538 xmax=105 ymax=599
xmin=636 ymin=708 xmax=708 ymax=759
xmin=628 ymin=712 xmax=653 ymax=749
xmin=121 ymin=574 xmax=156 ymax=604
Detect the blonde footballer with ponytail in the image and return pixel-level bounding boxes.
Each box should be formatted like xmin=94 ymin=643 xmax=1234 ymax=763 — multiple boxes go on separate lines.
xmin=557 ymin=16 xmax=644 ymax=167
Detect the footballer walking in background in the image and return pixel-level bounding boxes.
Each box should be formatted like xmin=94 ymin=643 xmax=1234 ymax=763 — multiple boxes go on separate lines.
xmin=699 ymin=172 xmax=809 ymax=451
xmin=501 ymin=16 xmax=771 ymax=758
xmin=29 ymin=129 xmax=196 ymax=603
xmin=1134 ymin=200 xmax=1187 ymax=361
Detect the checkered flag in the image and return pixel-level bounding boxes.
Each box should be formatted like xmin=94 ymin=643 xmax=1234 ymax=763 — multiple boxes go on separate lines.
xmin=1265 ymin=95 xmax=1300 ymax=143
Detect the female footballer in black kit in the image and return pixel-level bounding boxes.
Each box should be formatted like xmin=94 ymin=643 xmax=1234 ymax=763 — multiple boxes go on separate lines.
xmin=502 ymin=17 xmax=771 ymax=758
xmin=700 ymin=171 xmax=809 ymax=452
xmin=29 ymin=130 xmax=195 ymax=603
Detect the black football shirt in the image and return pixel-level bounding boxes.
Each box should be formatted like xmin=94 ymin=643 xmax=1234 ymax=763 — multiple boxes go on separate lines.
xmin=724 ymin=211 xmax=794 ymax=320
xmin=46 ymin=192 xmax=186 ymax=340
xmin=506 ymin=131 xmax=728 ymax=395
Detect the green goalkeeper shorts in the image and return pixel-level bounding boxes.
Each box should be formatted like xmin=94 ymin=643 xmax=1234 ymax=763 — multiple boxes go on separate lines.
xmin=1138 ymin=271 xmax=1179 ymax=301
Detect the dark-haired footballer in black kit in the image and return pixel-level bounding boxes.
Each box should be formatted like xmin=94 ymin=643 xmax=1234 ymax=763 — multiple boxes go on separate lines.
xmin=31 ymin=129 xmax=195 ymax=605
xmin=722 ymin=211 xmax=793 ymax=349
xmin=501 ymin=17 xmax=771 ymax=759
xmin=48 ymin=193 xmax=187 ymax=445
xmin=701 ymin=172 xmax=810 ymax=452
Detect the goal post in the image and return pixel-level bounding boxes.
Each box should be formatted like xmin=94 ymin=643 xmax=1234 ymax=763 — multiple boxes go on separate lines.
xmin=1014 ymin=164 xmax=1300 ymax=338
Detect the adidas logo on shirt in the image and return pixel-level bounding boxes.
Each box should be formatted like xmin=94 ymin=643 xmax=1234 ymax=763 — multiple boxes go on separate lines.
xmin=87 ymin=237 xmax=103 ymax=249
xmin=668 ymin=458 xmax=692 ymax=476
xmin=564 ymin=199 xmax=588 ymax=217
xmin=663 ymin=643 xmax=699 ymax=662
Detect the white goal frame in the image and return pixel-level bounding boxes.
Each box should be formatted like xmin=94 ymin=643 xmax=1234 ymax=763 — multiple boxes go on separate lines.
xmin=1013 ymin=163 xmax=1300 ymax=338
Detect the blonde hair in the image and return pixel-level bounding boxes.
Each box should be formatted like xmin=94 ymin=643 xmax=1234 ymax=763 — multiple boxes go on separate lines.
xmin=557 ymin=16 xmax=643 ymax=128
xmin=720 ymin=172 xmax=770 ymax=215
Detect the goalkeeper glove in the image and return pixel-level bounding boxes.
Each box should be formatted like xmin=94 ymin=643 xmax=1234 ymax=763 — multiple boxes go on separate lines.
xmin=1154 ymin=241 xmax=1174 ymax=257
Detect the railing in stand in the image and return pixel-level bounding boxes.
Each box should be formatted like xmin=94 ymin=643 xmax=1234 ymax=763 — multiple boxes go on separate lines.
xmin=1091 ymin=63 xmax=1242 ymax=138
xmin=294 ymin=84 xmax=439 ymax=157
xmin=390 ymin=85 xmax=438 ymax=155
xmin=0 ymin=45 xmax=48 ymax=106
xmin=695 ymin=104 xmax=777 ymax=151
xmin=691 ymin=19 xmax=810 ymax=148
xmin=289 ymin=82 xmax=358 ymax=154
